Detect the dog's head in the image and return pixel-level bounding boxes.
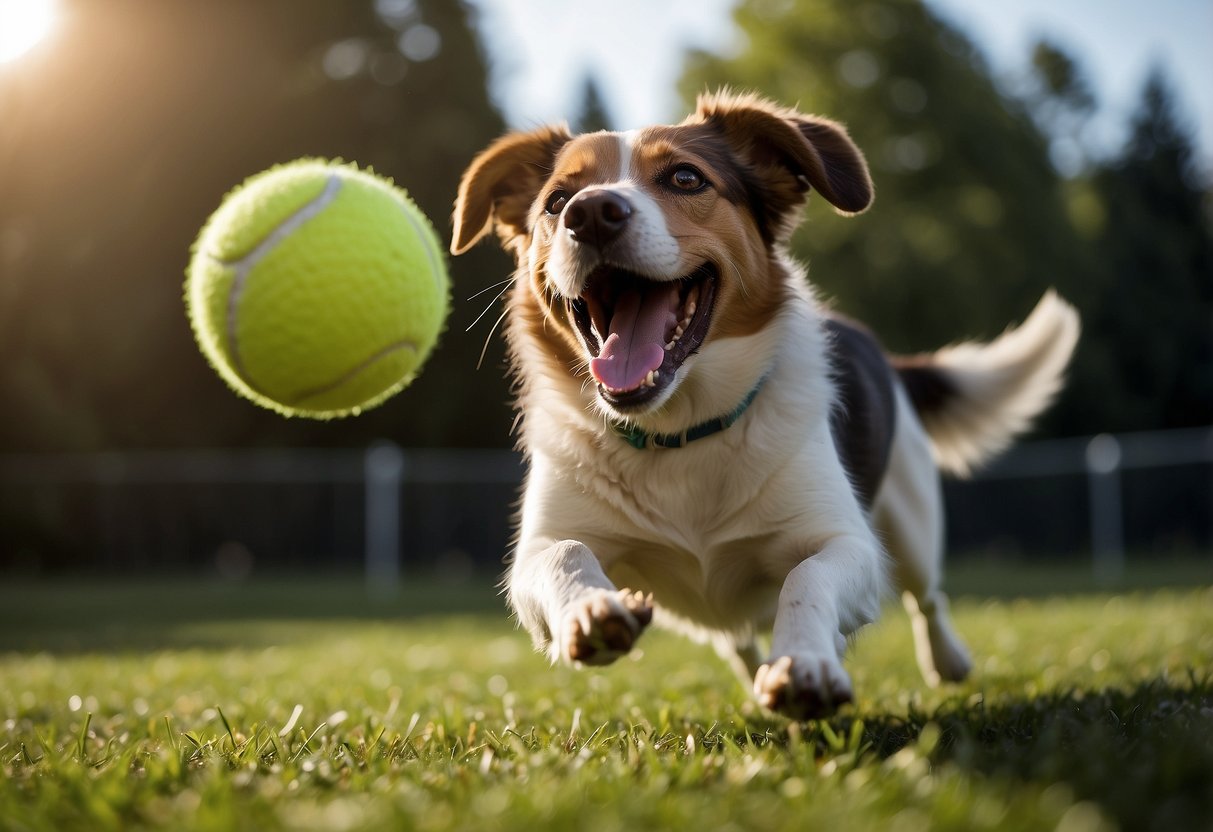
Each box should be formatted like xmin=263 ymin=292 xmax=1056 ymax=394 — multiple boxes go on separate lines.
xmin=451 ymin=91 xmax=872 ymax=425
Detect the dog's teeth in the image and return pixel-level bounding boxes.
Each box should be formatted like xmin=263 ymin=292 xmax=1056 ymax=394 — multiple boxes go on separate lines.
xmin=687 ymin=301 xmax=697 ymax=317
xmin=674 ymin=325 xmax=684 ymax=337
xmin=665 ymin=340 xmax=674 ymax=350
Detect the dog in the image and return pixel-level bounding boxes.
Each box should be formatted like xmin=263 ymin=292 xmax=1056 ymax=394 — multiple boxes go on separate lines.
xmin=450 ymin=90 xmax=1079 ymax=719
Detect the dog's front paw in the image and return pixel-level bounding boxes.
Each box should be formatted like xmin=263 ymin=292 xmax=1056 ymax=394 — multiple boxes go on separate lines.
xmin=753 ymin=653 xmax=854 ymax=720
xmin=561 ymin=589 xmax=653 ymax=666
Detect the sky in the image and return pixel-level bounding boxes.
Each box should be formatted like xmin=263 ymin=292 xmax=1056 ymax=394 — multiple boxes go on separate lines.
xmin=468 ymin=0 xmax=1213 ymax=173
xmin=2 ymin=0 xmax=1208 ymax=170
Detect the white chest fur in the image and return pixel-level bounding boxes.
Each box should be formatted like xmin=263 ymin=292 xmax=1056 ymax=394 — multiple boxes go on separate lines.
xmin=512 ymin=290 xmax=870 ymax=633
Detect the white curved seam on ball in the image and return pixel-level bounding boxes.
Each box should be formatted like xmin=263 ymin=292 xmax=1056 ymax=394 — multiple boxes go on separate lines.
xmin=218 ymin=172 xmax=345 ymax=388
xmin=286 ymin=337 xmax=418 ymax=405
xmin=397 ymin=199 xmax=444 ymax=291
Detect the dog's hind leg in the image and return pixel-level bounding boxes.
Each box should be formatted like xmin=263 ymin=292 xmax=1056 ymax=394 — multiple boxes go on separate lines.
xmin=873 ymin=389 xmax=972 ymax=686
xmin=712 ymin=632 xmax=765 ymax=686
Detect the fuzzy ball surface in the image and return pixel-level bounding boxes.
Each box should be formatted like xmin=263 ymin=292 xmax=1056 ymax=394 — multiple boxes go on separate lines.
xmin=185 ymin=159 xmax=450 ymax=418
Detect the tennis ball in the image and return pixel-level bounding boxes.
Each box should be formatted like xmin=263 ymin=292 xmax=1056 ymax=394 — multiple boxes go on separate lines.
xmin=185 ymin=158 xmax=449 ymax=419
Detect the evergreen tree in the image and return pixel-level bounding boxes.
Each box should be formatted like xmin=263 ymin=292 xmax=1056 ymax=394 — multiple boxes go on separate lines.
xmin=574 ymin=75 xmax=614 ymax=133
xmin=1075 ymin=70 xmax=1213 ymax=430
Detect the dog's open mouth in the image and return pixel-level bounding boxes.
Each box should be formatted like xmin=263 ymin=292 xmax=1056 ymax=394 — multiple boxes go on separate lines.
xmin=567 ymin=264 xmax=718 ymax=409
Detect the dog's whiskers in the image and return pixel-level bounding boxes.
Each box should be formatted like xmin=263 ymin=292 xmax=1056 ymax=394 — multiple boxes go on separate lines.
xmin=722 ymin=256 xmax=749 ymax=299
xmin=466 ymin=276 xmax=516 ymax=302
xmin=466 ymin=280 xmax=514 ymax=334
xmin=477 ymin=307 xmax=510 ymax=371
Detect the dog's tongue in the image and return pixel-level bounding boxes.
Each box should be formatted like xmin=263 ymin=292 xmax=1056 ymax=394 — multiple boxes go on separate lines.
xmin=590 ymin=282 xmax=680 ymax=391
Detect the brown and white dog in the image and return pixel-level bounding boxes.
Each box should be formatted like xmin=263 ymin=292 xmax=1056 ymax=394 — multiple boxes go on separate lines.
xmin=451 ymin=91 xmax=1079 ymax=718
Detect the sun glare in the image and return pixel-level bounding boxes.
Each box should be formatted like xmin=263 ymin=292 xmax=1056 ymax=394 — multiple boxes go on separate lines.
xmin=0 ymin=0 xmax=59 ymax=63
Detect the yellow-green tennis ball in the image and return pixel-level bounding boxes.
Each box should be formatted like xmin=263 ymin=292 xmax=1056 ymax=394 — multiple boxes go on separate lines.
xmin=185 ymin=158 xmax=449 ymax=419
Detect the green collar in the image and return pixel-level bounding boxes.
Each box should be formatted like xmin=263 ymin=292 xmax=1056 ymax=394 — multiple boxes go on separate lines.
xmin=613 ymin=379 xmax=766 ymax=450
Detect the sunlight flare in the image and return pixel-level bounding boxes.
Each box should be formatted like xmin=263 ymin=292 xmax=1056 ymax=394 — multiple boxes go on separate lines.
xmin=0 ymin=0 xmax=59 ymax=63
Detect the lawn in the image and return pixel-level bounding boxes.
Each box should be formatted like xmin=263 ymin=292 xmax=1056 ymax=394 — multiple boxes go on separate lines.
xmin=1 ymin=573 xmax=1211 ymax=831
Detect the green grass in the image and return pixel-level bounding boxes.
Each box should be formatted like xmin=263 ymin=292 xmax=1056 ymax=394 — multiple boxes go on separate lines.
xmin=1 ymin=576 xmax=1211 ymax=831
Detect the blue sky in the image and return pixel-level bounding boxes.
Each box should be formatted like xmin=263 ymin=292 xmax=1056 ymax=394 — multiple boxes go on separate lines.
xmin=469 ymin=0 xmax=1213 ymax=175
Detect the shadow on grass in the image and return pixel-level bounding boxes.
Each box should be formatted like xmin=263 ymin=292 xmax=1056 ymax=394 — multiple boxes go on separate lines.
xmin=728 ymin=676 xmax=1213 ymax=831
xmin=2 ymin=577 xmax=1210 ymax=828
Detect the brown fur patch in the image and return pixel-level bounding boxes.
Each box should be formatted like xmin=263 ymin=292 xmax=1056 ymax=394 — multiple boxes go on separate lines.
xmin=551 ymin=133 xmax=623 ymax=185
xmin=451 ymin=124 xmax=572 ymax=255
xmin=454 ymin=91 xmax=872 ymax=398
xmin=507 ymin=265 xmax=585 ymax=381
xmin=687 ymin=90 xmax=873 ymax=241
xmin=516 ymin=118 xmax=796 ymax=350
xmin=624 ymin=124 xmax=791 ymax=340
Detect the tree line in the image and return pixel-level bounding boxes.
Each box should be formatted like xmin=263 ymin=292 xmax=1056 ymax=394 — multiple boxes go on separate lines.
xmin=680 ymin=0 xmax=1211 ymax=438
xmin=0 ymin=0 xmax=1208 ymax=455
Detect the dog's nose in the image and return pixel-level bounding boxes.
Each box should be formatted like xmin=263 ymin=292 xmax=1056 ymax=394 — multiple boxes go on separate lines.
xmin=564 ymin=190 xmax=632 ymax=248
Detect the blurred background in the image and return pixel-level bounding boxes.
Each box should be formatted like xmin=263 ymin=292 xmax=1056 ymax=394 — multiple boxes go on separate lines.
xmin=0 ymin=0 xmax=1209 ymax=587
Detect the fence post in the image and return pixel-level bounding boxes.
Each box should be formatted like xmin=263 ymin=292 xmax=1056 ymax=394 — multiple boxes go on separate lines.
xmin=1085 ymin=433 xmax=1125 ymax=584
xmin=364 ymin=441 xmax=406 ymax=599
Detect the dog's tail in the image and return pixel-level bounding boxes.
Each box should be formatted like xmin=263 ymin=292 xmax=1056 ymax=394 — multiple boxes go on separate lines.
xmin=892 ymin=291 xmax=1081 ymax=477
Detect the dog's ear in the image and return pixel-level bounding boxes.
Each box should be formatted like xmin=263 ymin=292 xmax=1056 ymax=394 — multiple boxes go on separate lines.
xmin=691 ymin=90 xmax=873 ymax=240
xmin=451 ymin=124 xmax=573 ymax=256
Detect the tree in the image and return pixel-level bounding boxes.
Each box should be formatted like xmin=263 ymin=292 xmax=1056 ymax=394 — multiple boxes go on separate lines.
xmin=1072 ymin=69 xmax=1213 ymax=431
xmin=1025 ymin=39 xmax=1096 ymax=129
xmin=574 ymin=75 xmax=614 ymax=133
xmin=679 ymin=0 xmax=1088 ymax=364
xmin=1023 ymin=39 xmax=1097 ymax=176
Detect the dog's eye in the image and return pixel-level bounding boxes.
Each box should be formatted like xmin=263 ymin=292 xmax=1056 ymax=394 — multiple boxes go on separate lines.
xmin=669 ymin=166 xmax=706 ymax=192
xmin=545 ymin=190 xmax=570 ymax=215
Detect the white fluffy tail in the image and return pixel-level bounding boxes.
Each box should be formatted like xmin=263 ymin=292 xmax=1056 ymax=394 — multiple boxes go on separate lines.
xmin=894 ymin=291 xmax=1081 ymax=477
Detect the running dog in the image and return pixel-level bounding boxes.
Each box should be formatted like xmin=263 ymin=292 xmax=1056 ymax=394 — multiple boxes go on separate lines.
xmin=450 ymin=90 xmax=1079 ymax=718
